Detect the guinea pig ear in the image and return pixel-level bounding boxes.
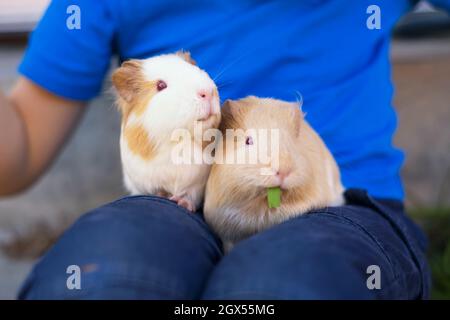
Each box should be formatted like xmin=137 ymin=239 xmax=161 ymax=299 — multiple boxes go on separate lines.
xmin=221 ymin=99 xmax=233 ymax=116
xmin=219 ymin=100 xmax=234 ymax=131
xmin=289 ymin=102 xmax=303 ymax=134
xmin=112 ymin=59 xmax=143 ymax=104
xmin=220 ymin=99 xmax=248 ymax=131
xmin=293 ymin=91 xmax=306 ymax=116
xmin=176 ymin=50 xmax=197 ymax=66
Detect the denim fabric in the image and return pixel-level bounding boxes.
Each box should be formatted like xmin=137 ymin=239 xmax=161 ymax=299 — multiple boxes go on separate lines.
xmin=18 ymin=189 xmax=430 ymax=300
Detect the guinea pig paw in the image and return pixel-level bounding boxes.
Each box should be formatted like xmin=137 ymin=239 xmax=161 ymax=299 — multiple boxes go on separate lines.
xmin=169 ymin=194 xmax=196 ymax=212
xmin=155 ymin=190 xmax=171 ymax=198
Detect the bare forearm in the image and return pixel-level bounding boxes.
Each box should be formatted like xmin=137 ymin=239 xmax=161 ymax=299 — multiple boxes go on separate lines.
xmin=0 ymin=78 xmax=85 ymax=196
xmin=0 ymin=88 xmax=30 ymax=195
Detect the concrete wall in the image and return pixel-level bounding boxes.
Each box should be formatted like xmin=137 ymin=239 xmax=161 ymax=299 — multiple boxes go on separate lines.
xmin=392 ymin=36 xmax=450 ymax=208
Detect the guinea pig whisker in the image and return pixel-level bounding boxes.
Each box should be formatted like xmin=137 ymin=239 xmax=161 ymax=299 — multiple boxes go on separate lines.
xmin=216 ymin=80 xmax=234 ymax=90
xmin=213 ymin=67 xmax=227 ymax=83
xmin=212 ymin=53 xmax=248 ymax=83
xmin=293 ymin=90 xmax=304 ymax=107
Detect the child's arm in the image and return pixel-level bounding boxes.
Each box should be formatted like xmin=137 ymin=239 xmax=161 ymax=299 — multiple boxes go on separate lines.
xmin=0 ymin=77 xmax=85 ymax=195
xmin=0 ymin=0 xmax=117 ymax=195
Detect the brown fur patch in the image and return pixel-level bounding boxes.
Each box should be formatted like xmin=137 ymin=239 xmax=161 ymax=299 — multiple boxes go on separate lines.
xmin=124 ymin=124 xmax=156 ymax=160
xmin=112 ymin=59 xmax=158 ymax=123
xmin=130 ymin=81 xmax=158 ymax=117
xmin=176 ymin=50 xmax=197 ymax=65
xmin=220 ymin=99 xmax=250 ymax=132
xmin=112 ymin=60 xmax=144 ymax=103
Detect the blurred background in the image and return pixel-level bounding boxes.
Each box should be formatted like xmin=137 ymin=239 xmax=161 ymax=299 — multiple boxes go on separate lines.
xmin=0 ymin=0 xmax=449 ymax=299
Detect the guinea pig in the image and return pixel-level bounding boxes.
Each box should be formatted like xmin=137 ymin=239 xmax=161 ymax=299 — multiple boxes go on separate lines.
xmin=204 ymin=96 xmax=344 ymax=249
xmin=112 ymin=51 xmax=221 ymax=211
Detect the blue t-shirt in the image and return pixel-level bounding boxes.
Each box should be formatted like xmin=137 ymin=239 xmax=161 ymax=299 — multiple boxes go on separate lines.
xmin=18 ymin=0 xmax=450 ymax=200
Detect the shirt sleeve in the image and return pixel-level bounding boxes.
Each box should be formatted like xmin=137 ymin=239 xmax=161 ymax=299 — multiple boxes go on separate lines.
xmin=18 ymin=0 xmax=116 ymax=101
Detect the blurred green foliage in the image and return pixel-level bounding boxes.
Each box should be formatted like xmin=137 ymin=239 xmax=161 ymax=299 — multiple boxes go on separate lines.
xmin=410 ymin=208 xmax=450 ymax=299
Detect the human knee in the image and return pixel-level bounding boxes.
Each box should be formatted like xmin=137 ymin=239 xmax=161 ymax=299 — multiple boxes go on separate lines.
xmin=19 ymin=196 xmax=222 ymax=299
xmin=202 ymin=214 xmax=391 ymax=299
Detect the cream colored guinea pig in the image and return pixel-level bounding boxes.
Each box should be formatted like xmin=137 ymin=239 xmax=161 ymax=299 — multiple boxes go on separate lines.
xmin=112 ymin=51 xmax=221 ymax=211
xmin=204 ymin=96 xmax=344 ymax=249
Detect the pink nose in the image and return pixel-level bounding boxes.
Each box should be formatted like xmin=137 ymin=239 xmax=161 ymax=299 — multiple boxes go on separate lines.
xmin=275 ymin=170 xmax=290 ymax=182
xmin=198 ymin=89 xmax=213 ymax=101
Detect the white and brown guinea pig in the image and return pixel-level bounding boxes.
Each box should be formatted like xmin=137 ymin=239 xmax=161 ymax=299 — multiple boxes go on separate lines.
xmin=112 ymin=51 xmax=221 ymax=211
xmin=204 ymin=96 xmax=344 ymax=249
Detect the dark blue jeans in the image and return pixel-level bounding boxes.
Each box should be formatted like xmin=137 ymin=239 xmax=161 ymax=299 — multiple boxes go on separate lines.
xmin=18 ymin=189 xmax=430 ymax=299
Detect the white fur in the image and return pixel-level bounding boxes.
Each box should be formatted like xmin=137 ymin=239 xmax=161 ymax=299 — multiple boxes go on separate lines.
xmin=139 ymin=55 xmax=219 ymax=136
xmin=119 ymin=54 xmax=220 ymax=210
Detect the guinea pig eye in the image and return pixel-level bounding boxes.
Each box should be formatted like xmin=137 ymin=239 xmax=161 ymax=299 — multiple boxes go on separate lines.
xmin=245 ymin=136 xmax=254 ymax=145
xmin=156 ymin=80 xmax=167 ymax=91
